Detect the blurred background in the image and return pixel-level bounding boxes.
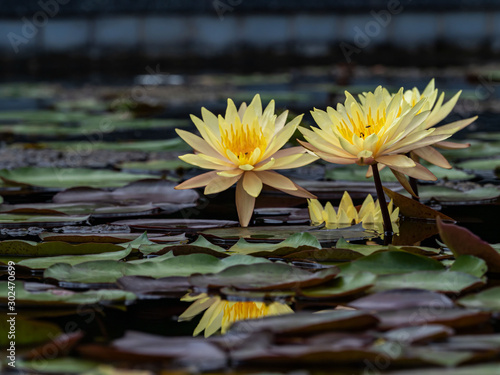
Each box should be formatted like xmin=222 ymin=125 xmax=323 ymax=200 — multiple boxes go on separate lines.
xmin=0 ymin=0 xmax=499 ymax=120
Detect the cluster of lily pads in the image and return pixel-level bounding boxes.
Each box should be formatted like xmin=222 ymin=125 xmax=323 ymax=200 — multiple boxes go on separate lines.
xmin=0 ymin=78 xmax=498 ymax=374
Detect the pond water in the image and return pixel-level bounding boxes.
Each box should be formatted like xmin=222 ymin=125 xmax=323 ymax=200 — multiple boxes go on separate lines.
xmin=0 ymin=66 xmax=499 ymax=374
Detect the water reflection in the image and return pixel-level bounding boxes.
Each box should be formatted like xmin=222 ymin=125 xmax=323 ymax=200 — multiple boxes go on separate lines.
xmin=178 ymin=293 xmax=293 ymax=337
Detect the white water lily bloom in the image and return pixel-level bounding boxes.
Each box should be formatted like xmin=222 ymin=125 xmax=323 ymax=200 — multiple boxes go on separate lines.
xmin=178 ymin=293 xmax=293 ymax=337
xmin=175 ymin=94 xmax=318 ymax=227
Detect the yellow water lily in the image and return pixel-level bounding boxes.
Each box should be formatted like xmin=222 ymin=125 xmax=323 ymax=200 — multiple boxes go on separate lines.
xmin=396 ymin=79 xmax=477 ymax=169
xmin=307 ymin=191 xmax=399 ymax=230
xmin=175 ymin=94 xmax=318 ymax=227
xmin=299 ymin=86 xmax=474 ymax=186
xmin=178 ymin=293 xmax=293 ymax=337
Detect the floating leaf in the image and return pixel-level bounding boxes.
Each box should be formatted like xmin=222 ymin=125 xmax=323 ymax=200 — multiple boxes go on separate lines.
xmin=117 ymin=159 xmax=193 ymax=172
xmin=349 ymin=289 xmax=455 ymax=311
xmin=44 ymin=254 xmax=270 ymax=284
xmin=112 ymin=219 xmax=238 ymax=233
xmin=450 ymin=255 xmax=488 ymax=278
xmin=410 ymin=186 xmax=500 ymax=204
xmin=228 ymin=232 xmax=321 ymax=256
xmin=16 ymin=358 xmax=99 ymax=374
xmin=458 ymin=286 xmax=500 ymax=310
xmin=189 ymin=263 xmax=339 ymax=291
xmin=298 ymin=271 xmax=376 ymax=299
xmin=0 ymin=213 xmax=89 ymax=225
xmin=372 ymin=271 xmax=484 ymax=294
xmin=0 ymin=281 xmax=136 ymax=306
xmin=139 ymin=235 xmax=225 ymax=257
xmin=437 ymin=218 xmax=500 ymax=273
xmin=340 ymin=251 xmax=444 ymax=275
xmin=456 ymin=158 xmax=500 ymax=171
xmin=0 ymin=167 xmax=157 ymax=189
xmin=18 ymin=246 xmax=132 ymax=269
xmin=229 ymin=310 xmax=378 ymax=336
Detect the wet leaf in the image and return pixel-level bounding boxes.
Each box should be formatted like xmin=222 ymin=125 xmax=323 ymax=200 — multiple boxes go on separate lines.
xmin=298 ymin=271 xmax=376 ymax=299
xmin=388 ymin=363 xmax=500 ymax=375
xmin=372 ymin=271 xmax=484 ymax=294
xmin=39 ymin=232 xmax=187 ymax=244
xmin=383 ymin=187 xmax=454 ymax=220
xmin=340 ymin=251 xmax=444 ymax=275
xmin=437 ymin=218 xmax=500 ymax=273
xmin=117 ymin=276 xmax=191 ymax=297
xmin=42 ymin=138 xmax=189 ymax=152
xmin=349 ymin=289 xmax=455 ymax=311
xmin=189 ymin=263 xmax=339 ymax=291
xmin=117 ymin=159 xmax=193 ymax=172
xmin=458 ymin=286 xmax=500 ymax=310
xmin=0 ymin=167 xmax=157 ymax=189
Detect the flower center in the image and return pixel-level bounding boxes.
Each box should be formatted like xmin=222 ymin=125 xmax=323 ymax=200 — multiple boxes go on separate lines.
xmin=220 ymin=120 xmax=268 ymax=165
xmin=339 ymin=107 xmax=387 ymax=140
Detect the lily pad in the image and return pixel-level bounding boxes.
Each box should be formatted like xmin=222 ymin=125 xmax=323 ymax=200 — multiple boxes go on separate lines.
xmin=340 ymin=251 xmax=444 ymax=275
xmin=456 ymin=158 xmax=500 ymax=171
xmin=44 ymin=253 xmax=270 ymax=284
xmin=372 ymin=271 xmax=484 ymax=294
xmin=228 ymin=232 xmax=321 ymax=255
xmin=449 ymin=255 xmax=488 ymax=278
xmin=0 ymin=213 xmax=89 ymax=225
xmin=0 ymin=281 xmax=136 ymax=306
xmin=189 ymin=263 xmax=339 ymax=291
xmin=0 ymin=167 xmax=158 ymax=189
xmin=18 ymin=246 xmax=132 ymax=269
xmin=407 ymin=185 xmax=500 ymax=204
xmin=16 ymin=358 xmax=99 ymax=374
xmin=298 ymin=271 xmax=377 ymax=299
xmin=458 ymin=286 xmax=500 ymax=310
xmin=117 ymin=159 xmax=193 ymax=172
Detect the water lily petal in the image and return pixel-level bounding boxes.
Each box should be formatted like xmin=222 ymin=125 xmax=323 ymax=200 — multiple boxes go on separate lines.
xmin=242 ymin=171 xmax=263 ymax=198
xmin=235 ymin=179 xmax=255 ymax=227
xmin=204 ymin=174 xmax=241 ymax=195
xmin=390 ymin=169 xmax=418 ymax=197
xmin=176 ymin=129 xmax=225 ymax=160
xmin=376 ymin=154 xmax=416 ymax=168
xmin=179 ymin=154 xmax=234 ymax=170
xmin=390 ymin=163 xmax=437 ymax=181
xmin=255 ymin=170 xmax=297 ymax=191
xmin=412 ymin=146 xmax=452 ymax=169
xmin=435 ymin=140 xmax=470 ymax=149
xmin=175 ymin=171 xmax=218 ymax=190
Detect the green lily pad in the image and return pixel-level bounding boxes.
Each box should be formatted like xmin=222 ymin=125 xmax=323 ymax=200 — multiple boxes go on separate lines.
xmin=405 ymin=185 xmax=500 ymax=203
xmin=44 ymin=253 xmax=270 ymax=284
xmin=228 ymin=232 xmax=321 ymax=255
xmin=372 ymin=271 xmax=485 ymax=294
xmin=450 ymin=255 xmax=488 ymax=278
xmin=139 ymin=235 xmax=225 ymax=257
xmin=39 ymin=138 xmax=190 ymax=152
xmin=18 ymin=246 xmax=132 ymax=269
xmin=441 ymin=141 xmax=500 ymax=160
xmin=117 ymin=159 xmax=193 ymax=172
xmin=189 ymin=263 xmax=339 ymax=291
xmin=456 ymin=158 xmax=500 ymax=171
xmin=458 ymin=286 xmax=500 ymax=310
xmin=0 ymin=167 xmax=158 ymax=189
xmin=298 ymin=271 xmax=377 ymax=299
xmin=0 ymin=281 xmax=136 ymax=306
xmin=340 ymin=251 xmax=444 ymax=275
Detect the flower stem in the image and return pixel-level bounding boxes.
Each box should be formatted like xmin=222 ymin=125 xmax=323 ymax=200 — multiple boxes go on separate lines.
xmin=371 ymin=163 xmax=393 ymax=239
xmin=409 ymin=176 xmax=420 ymax=201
